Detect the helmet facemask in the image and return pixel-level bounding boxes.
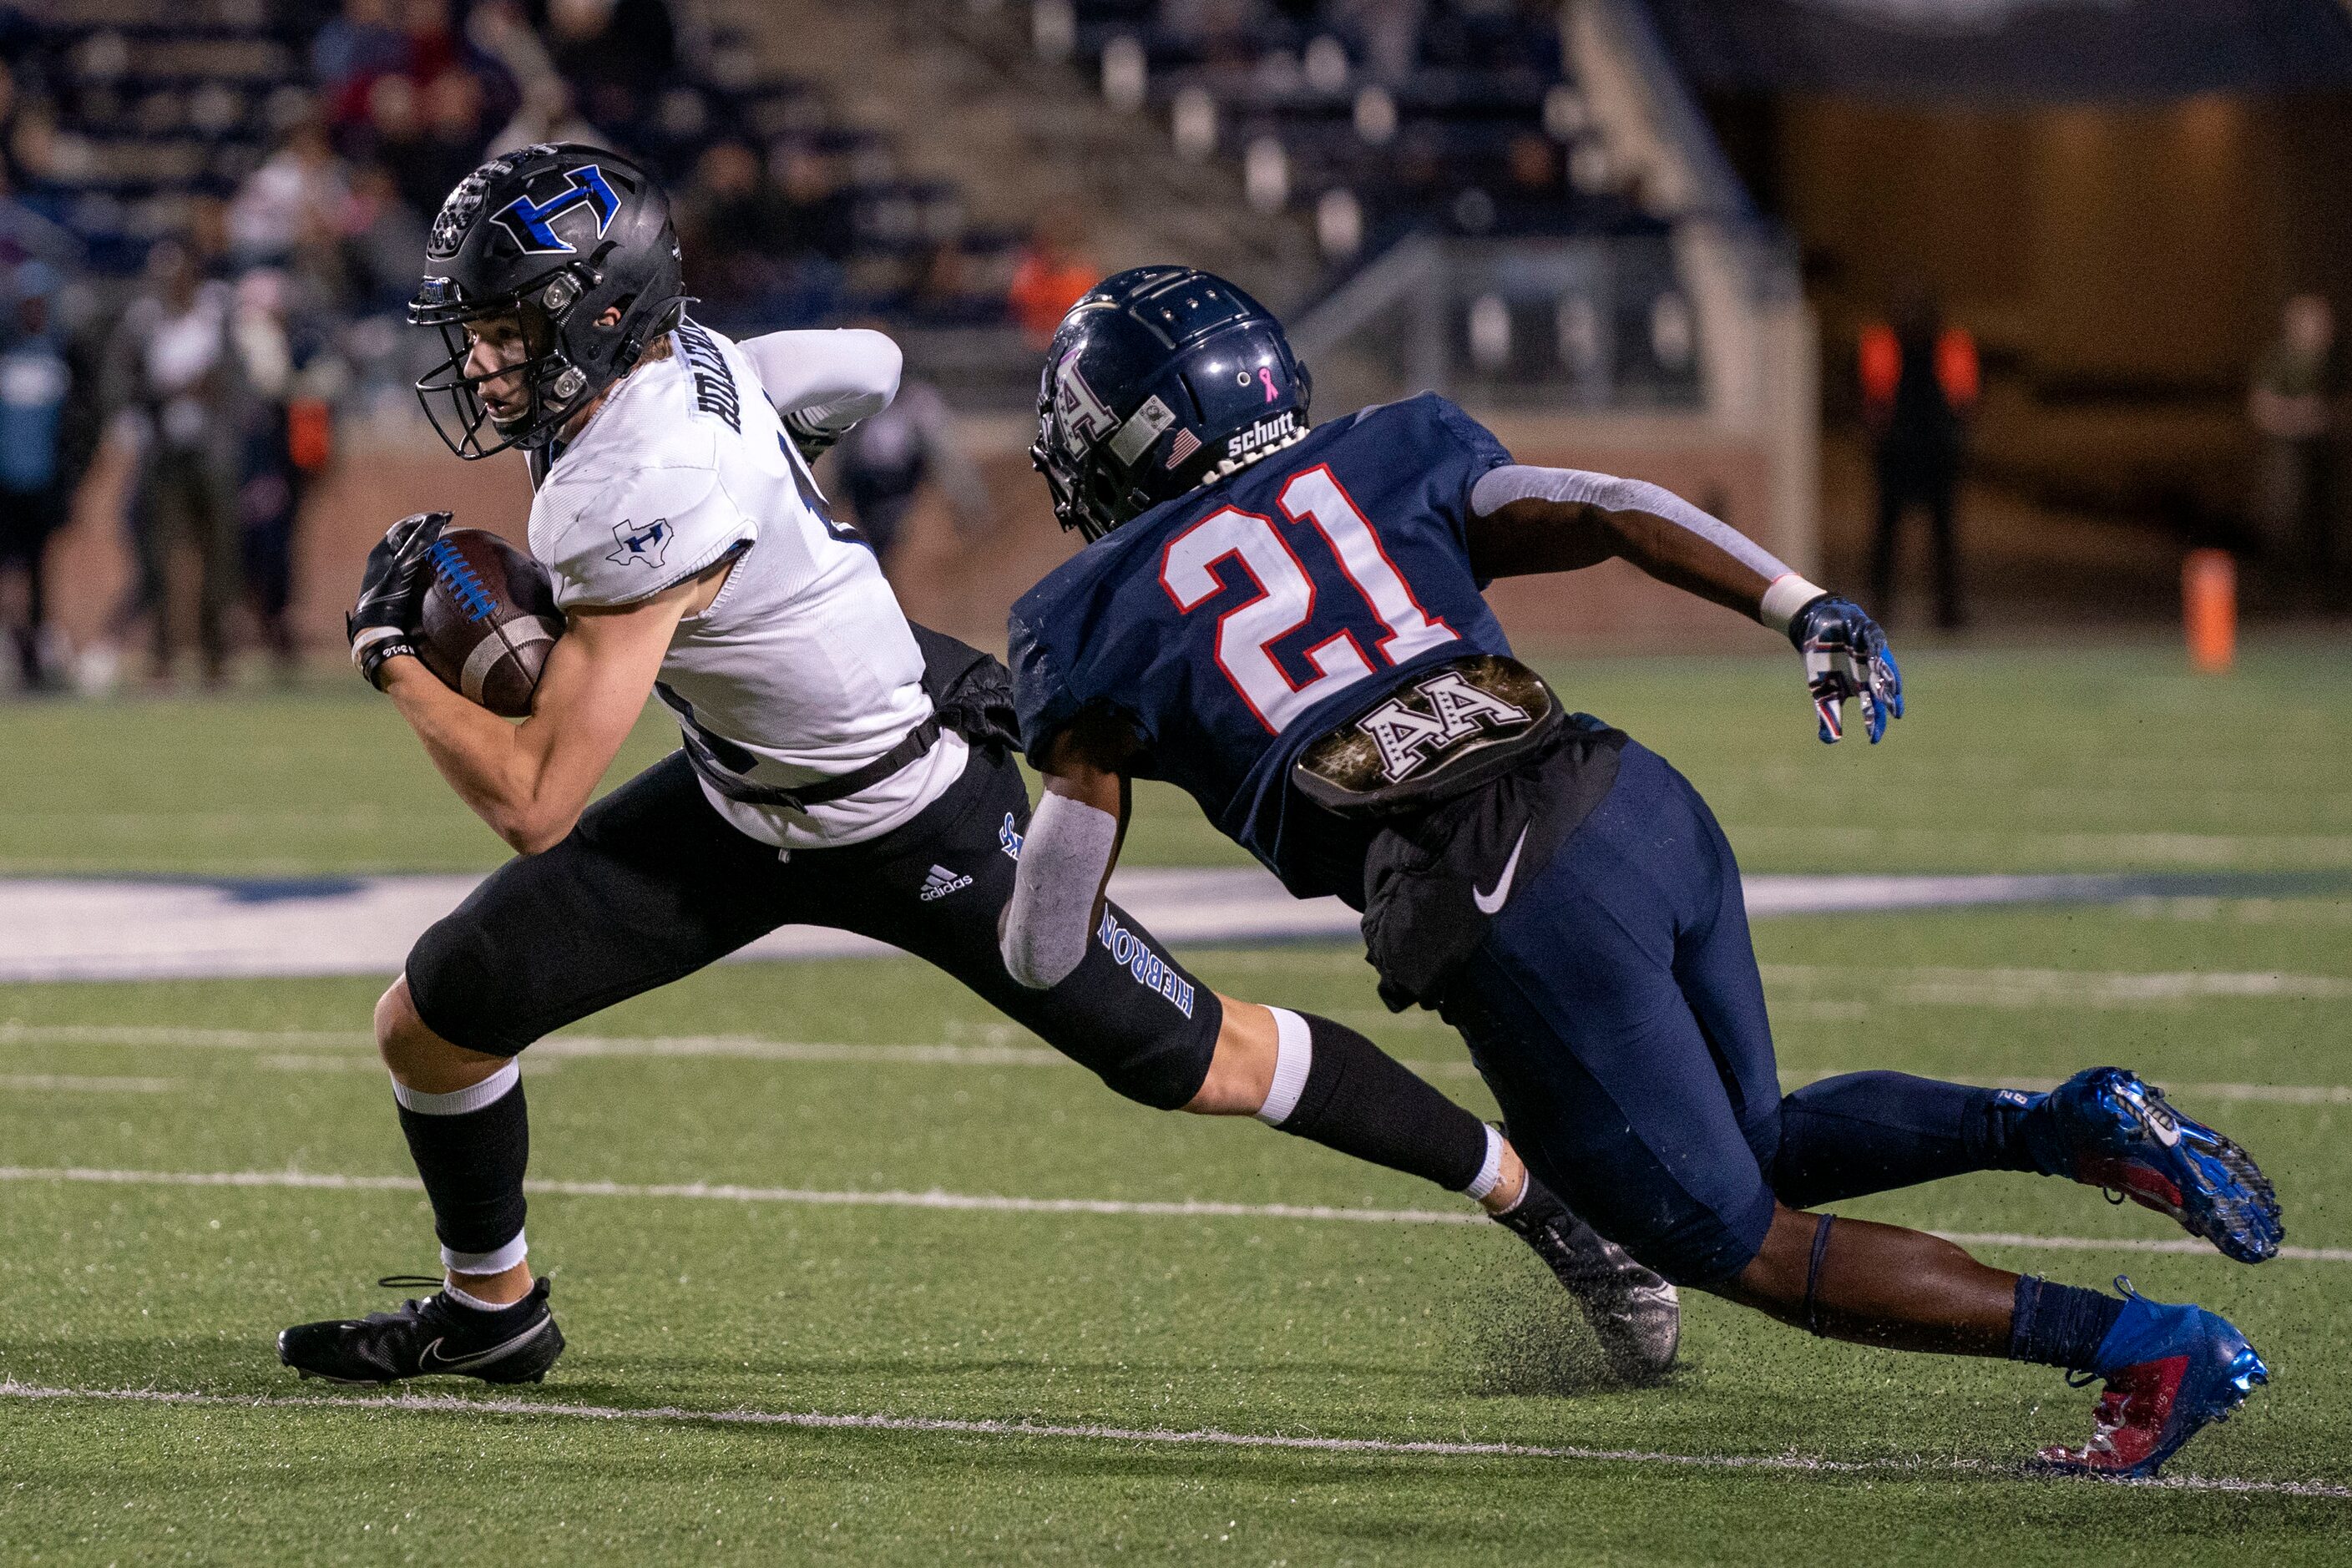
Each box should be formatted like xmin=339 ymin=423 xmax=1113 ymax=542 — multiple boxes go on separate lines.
xmin=412 ymin=266 xmax=602 ymax=459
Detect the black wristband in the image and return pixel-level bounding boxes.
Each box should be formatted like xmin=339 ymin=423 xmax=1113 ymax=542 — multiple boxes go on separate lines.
xmin=356 ymin=630 xmax=417 ymax=691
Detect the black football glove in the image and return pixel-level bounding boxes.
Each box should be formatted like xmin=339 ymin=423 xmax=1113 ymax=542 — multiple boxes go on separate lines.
xmin=1787 ymin=594 xmax=1904 ymax=744
xmin=346 ymin=509 xmax=451 ymax=690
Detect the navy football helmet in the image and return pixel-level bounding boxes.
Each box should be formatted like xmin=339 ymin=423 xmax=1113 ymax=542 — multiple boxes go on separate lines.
xmin=1031 ymin=266 xmax=1312 ymax=540
xmin=410 ymin=144 xmax=685 ymax=458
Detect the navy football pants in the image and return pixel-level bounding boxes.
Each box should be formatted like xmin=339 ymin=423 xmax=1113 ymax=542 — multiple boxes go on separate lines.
xmin=1439 ymin=742 xmax=2034 ymax=1287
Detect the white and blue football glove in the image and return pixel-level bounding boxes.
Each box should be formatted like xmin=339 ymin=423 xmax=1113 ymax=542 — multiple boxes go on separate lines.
xmin=1788 ymin=594 xmax=1904 ymax=744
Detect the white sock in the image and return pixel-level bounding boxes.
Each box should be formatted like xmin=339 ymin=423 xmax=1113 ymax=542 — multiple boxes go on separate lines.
xmin=439 ymin=1229 xmax=529 ymax=1277
xmin=442 ymin=1278 xmax=519 ymax=1313
xmin=1463 ymin=1125 xmax=1507 ymax=1201
xmin=1254 ymin=1008 xmax=1313 ymax=1125
xmin=391 ymin=1059 xmax=520 ymax=1115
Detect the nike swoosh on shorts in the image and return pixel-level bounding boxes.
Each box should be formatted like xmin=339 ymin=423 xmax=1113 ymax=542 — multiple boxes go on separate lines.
xmin=1474 ymin=826 xmax=1530 ymax=915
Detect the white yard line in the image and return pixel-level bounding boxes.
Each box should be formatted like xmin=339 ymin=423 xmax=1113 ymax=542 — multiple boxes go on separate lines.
xmin=1760 ymin=965 xmax=2352 ymax=1005
xmin=16 ymin=1022 xmax=2352 ymax=1100
xmin=17 ymin=1023 xmax=2352 ymax=1100
xmin=1780 ymin=1071 xmax=2352 ymax=1106
xmin=1 ymin=1163 xmax=2344 ymax=1262
xmin=0 ymin=1073 xmax=179 ymax=1094
xmin=0 ymin=1023 xmax=375 ymax=1050
xmin=0 ymin=1382 xmax=2340 ymax=1496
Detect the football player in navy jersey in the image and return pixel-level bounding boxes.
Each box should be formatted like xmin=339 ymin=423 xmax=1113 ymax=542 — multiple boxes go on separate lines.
xmin=1004 ymin=266 xmax=2285 ymax=1479
xmin=278 ymin=149 xmax=1681 ymax=1389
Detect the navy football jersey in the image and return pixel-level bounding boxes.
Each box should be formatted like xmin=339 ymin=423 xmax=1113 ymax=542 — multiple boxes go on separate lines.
xmin=1010 ymin=394 xmax=1515 ymax=901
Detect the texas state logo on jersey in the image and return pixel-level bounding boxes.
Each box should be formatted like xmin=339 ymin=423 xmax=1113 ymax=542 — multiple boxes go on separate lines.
xmin=1009 ymin=393 xmax=1517 ymax=896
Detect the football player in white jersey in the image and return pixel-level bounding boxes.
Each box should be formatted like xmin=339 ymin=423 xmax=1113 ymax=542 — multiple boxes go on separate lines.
xmin=281 ymin=145 xmax=1676 ymax=1385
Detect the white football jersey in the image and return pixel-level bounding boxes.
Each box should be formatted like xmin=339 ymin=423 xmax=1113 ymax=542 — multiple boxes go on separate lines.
xmin=528 ymin=319 xmax=965 ymax=849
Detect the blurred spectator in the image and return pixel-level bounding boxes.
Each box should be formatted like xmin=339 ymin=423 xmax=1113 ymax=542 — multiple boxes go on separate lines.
xmin=772 ymin=142 xmax=854 ymax=265
xmin=832 ymin=370 xmax=991 ymax=575
xmin=2248 ymin=293 xmax=2340 ymax=575
xmin=187 ymin=197 xmax=237 ymax=281
xmin=468 ymin=0 xmax=564 ymax=99
xmin=549 ymin=0 xmax=677 ymax=130
xmin=0 ymin=262 xmax=77 ymax=690
xmin=415 ymin=68 xmax=492 ymax=204
xmin=0 ymin=57 xmax=32 ymax=190
xmin=315 ymin=0 xmax=410 ymax=130
xmin=340 ymin=161 xmax=432 ymax=312
xmin=1860 ymin=291 xmax=1978 ymax=630
xmin=1336 ymin=0 xmax=1426 ymax=81
xmin=0 ymin=166 xmax=83 ymax=273
xmin=1007 ymin=205 xmax=1099 ymax=348
xmin=108 ymin=241 xmax=245 ymax=686
xmin=1479 ymin=130 xmax=1564 ymax=232
xmin=368 ymin=73 xmax=440 ymax=215
xmin=230 ymin=118 xmax=351 ymax=266
xmin=400 ymin=0 xmax=468 ymax=86
xmin=1421 ymin=0 xmax=1561 ymax=77
xmin=229 ymin=269 xmax=341 ymax=675
xmin=488 ymin=75 xmax=604 ymax=157
xmin=678 ymin=141 xmax=801 ymax=315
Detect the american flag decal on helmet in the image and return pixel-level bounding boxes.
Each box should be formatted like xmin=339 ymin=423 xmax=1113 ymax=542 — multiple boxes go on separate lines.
xmin=1164 ymin=429 xmax=1201 ymax=468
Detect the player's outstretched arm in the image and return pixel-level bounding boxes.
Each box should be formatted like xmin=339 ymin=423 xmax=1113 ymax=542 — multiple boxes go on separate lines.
xmin=736 ymin=327 xmax=903 ymax=459
xmin=999 ymin=716 xmax=1135 ymax=990
xmin=1464 ymin=464 xmax=1904 ymax=744
xmin=376 ymin=577 xmax=705 ymax=855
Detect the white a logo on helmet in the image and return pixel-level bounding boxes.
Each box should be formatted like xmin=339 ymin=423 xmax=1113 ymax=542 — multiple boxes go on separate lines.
xmin=1052 ymin=347 xmax=1119 ymax=458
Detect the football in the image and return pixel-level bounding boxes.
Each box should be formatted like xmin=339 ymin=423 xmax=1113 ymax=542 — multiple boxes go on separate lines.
xmin=414 ymin=528 xmax=562 ymax=718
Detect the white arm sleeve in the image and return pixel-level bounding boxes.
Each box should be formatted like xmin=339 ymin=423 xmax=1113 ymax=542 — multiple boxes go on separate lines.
xmin=1468 ymin=463 xmax=1823 ymax=630
xmin=736 ymin=328 xmax=903 ymax=448
xmin=1000 ymin=791 xmax=1120 ymax=990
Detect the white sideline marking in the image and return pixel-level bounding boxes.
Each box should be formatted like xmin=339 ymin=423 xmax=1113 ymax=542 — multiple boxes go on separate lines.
xmin=0 ymin=1073 xmax=178 ymax=1094
xmin=1 ymin=1164 xmax=2344 ymax=1262
xmin=3 ymin=868 xmax=2339 ymax=983
xmin=1762 ymin=964 xmax=2352 ymax=1006
xmin=0 ymin=1383 xmax=2341 ymax=1496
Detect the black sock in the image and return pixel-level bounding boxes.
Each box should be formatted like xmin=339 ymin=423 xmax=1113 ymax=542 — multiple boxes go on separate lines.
xmin=1772 ymin=1073 xmax=2043 ymax=1207
xmin=394 ymin=1064 xmax=530 ymax=1272
xmin=1267 ymin=1011 xmax=1492 ymax=1194
xmin=2007 ymin=1275 xmax=2127 ymax=1372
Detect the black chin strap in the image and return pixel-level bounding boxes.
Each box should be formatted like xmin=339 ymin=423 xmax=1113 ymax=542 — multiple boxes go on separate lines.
xmin=1803 ymin=1212 xmax=1837 ymax=1337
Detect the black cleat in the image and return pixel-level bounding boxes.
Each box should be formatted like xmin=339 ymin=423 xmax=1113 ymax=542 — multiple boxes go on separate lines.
xmin=278 ymin=1276 xmax=564 ymax=1386
xmin=1495 ymin=1181 xmax=1681 ymax=1380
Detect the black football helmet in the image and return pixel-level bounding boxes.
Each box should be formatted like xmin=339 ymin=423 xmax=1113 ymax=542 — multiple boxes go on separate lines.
xmin=1031 ymin=266 xmax=1312 ymax=541
xmin=410 ymin=143 xmax=685 ymax=458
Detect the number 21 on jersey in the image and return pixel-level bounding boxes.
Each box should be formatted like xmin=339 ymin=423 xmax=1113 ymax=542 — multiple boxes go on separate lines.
xmin=1157 ymin=463 xmax=1456 ymax=733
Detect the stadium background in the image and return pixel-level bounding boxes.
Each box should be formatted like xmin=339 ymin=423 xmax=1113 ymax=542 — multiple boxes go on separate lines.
xmin=1 ymin=2 xmax=2349 ymax=1563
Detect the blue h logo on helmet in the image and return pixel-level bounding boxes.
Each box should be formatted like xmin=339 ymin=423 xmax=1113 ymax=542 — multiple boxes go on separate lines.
xmin=492 ymin=164 xmax=620 ymax=255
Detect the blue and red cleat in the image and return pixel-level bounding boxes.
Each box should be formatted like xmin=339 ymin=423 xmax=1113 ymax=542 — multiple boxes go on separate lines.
xmin=2036 ymin=1066 xmax=2284 ymax=1263
xmin=2035 ymin=1279 xmax=2269 ymax=1479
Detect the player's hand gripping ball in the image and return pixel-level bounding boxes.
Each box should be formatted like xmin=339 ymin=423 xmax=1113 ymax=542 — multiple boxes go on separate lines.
xmin=346 ymin=508 xmax=450 ymax=689
xmin=1788 ymin=594 xmax=1904 ymax=744
xmin=412 ymin=529 xmax=564 ymax=717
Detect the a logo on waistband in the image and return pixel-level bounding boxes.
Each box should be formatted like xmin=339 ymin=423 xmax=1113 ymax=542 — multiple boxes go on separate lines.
xmin=919 ymin=864 xmax=974 ymax=902
xmin=1356 ymin=669 xmax=1531 ymax=782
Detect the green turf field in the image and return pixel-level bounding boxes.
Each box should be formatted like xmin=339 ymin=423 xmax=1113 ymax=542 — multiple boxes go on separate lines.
xmin=2 ymin=647 xmax=2349 ymax=1564
xmin=4 ymin=645 xmax=2348 ymax=877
